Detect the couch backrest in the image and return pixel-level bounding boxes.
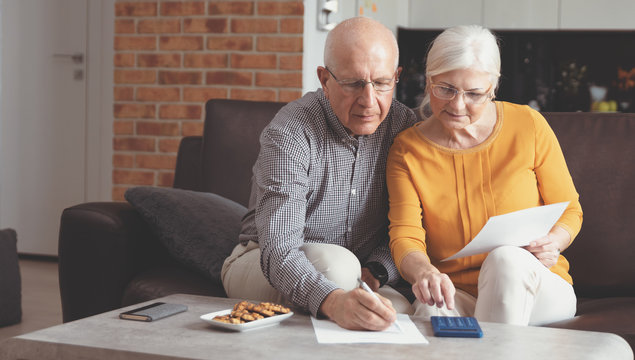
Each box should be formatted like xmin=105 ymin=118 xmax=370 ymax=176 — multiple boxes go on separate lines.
xmin=543 ymin=112 xmax=635 ymax=298
xmin=194 ymin=99 xmax=635 ymax=297
xmin=201 ymin=99 xmax=286 ymax=207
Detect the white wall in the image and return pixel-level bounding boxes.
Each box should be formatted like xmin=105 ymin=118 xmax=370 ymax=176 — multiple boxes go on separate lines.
xmin=302 ymin=0 xmax=354 ymax=94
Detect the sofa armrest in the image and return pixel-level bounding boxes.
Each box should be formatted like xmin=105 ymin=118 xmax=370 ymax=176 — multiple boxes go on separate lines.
xmin=58 ymin=202 xmax=171 ymax=322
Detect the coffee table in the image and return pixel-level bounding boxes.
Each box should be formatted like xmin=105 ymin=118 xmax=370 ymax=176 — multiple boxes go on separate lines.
xmin=1 ymin=294 xmax=632 ymax=360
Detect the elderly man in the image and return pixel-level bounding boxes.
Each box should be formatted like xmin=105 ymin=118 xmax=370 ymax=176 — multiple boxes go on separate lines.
xmin=221 ymin=17 xmax=417 ymax=331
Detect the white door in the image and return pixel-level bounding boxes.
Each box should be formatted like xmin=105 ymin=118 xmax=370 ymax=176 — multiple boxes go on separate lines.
xmin=0 ymin=0 xmax=88 ymax=255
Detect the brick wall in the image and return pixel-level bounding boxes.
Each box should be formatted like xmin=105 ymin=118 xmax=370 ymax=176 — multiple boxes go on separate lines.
xmin=113 ymin=0 xmax=304 ymax=200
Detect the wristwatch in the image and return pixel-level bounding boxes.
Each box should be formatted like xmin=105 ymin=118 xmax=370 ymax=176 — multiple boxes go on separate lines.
xmin=365 ymin=261 xmax=388 ymax=288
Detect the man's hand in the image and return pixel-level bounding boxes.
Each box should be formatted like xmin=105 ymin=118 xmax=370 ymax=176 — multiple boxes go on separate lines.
xmin=361 ymin=267 xmax=380 ymax=291
xmin=319 ymin=288 xmax=397 ymax=331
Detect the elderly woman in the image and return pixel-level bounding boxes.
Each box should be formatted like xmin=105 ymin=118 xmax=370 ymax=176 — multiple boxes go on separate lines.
xmin=386 ymin=25 xmax=582 ymax=325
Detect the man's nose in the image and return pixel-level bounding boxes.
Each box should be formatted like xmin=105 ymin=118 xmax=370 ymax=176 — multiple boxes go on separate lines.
xmin=357 ymin=82 xmax=377 ymax=107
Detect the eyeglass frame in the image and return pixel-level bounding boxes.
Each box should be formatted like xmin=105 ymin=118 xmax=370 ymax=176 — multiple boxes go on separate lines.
xmin=429 ymin=82 xmax=494 ymax=105
xmin=324 ymin=66 xmax=399 ymax=94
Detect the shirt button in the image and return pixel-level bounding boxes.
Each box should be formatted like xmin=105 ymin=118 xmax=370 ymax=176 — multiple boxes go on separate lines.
xmin=351 ymin=189 xmax=356 ymax=195
xmin=347 ymin=227 xmax=352 ymax=232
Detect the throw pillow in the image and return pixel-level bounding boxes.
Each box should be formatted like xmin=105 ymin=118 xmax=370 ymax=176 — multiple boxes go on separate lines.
xmin=125 ymin=187 xmax=247 ymax=285
xmin=0 ymin=228 xmax=22 ymax=327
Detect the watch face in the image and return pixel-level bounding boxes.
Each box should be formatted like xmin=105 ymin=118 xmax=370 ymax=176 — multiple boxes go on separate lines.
xmin=367 ymin=262 xmax=388 ymax=285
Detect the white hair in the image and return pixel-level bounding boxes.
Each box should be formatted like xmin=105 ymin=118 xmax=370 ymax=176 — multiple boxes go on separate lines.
xmin=418 ymin=25 xmax=501 ymax=118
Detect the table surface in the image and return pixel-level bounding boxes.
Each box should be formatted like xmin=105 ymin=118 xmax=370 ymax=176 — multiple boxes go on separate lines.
xmin=1 ymin=294 xmax=632 ymax=360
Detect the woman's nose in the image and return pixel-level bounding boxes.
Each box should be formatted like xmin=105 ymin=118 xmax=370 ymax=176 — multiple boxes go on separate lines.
xmin=448 ymin=92 xmax=466 ymax=108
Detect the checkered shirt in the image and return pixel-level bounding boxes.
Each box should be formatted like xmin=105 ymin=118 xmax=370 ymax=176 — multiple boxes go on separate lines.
xmin=238 ymin=89 xmax=417 ymax=316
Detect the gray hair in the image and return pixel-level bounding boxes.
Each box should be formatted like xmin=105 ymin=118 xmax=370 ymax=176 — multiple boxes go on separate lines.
xmin=419 ymin=25 xmax=501 ymax=118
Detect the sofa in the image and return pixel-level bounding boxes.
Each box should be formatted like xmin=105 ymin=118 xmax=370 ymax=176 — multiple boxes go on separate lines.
xmin=58 ymin=99 xmax=635 ymax=350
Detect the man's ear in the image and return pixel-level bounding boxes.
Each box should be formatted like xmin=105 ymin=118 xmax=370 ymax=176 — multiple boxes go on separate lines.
xmin=396 ymin=66 xmax=403 ymax=79
xmin=317 ymin=66 xmax=330 ymax=97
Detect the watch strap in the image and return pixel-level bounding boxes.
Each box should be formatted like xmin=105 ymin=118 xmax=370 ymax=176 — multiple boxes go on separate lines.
xmin=365 ymin=261 xmax=388 ymax=287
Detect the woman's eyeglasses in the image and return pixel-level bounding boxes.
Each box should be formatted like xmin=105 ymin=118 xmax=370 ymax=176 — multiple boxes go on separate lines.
xmin=430 ymin=83 xmax=493 ymax=105
xmin=325 ymin=67 xmax=398 ymax=94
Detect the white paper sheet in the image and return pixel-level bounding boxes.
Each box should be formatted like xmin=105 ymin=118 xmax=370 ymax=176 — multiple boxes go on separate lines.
xmin=442 ymin=202 xmax=569 ymax=262
xmin=311 ymin=314 xmax=428 ymax=344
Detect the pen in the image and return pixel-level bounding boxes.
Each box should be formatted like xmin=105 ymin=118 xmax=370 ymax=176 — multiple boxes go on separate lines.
xmin=357 ymin=277 xmax=381 ymax=302
xmin=358 ymin=277 xmax=403 ymax=332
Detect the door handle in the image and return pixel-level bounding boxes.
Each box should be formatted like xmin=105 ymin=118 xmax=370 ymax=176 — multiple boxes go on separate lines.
xmin=53 ymin=53 xmax=84 ymax=64
xmin=317 ymin=0 xmax=338 ymax=31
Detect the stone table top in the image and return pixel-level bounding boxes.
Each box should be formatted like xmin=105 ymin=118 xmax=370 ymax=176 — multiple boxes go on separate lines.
xmin=1 ymin=294 xmax=632 ymax=360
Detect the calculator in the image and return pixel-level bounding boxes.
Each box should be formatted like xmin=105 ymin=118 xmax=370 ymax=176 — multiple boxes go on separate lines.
xmin=430 ymin=316 xmax=483 ymax=338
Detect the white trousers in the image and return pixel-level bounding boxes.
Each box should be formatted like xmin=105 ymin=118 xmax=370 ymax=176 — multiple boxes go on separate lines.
xmin=221 ymin=241 xmax=413 ymax=314
xmin=413 ymin=246 xmax=577 ymax=326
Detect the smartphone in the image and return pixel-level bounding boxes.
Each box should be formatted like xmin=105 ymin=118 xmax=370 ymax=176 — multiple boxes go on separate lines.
xmin=119 ymin=302 xmax=188 ymax=322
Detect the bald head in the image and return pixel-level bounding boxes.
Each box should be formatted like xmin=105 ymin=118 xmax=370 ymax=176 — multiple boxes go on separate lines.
xmin=323 ymin=17 xmax=399 ymax=72
xmin=317 ymin=17 xmax=400 ymax=137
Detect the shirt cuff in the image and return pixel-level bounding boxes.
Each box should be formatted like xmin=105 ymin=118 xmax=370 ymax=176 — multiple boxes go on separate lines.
xmin=308 ymin=281 xmax=339 ymax=318
xmin=366 ymin=249 xmax=401 ymax=286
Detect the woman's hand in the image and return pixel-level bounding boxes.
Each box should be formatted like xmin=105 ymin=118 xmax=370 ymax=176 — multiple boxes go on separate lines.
xmin=401 ymin=252 xmax=456 ymax=310
xmin=412 ymin=271 xmax=456 ymax=309
xmin=524 ymin=225 xmax=571 ymax=268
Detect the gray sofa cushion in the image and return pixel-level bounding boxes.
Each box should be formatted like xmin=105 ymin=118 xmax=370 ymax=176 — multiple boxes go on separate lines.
xmin=125 ymin=187 xmax=247 ymax=285
xmin=0 ymin=228 xmax=22 ymax=327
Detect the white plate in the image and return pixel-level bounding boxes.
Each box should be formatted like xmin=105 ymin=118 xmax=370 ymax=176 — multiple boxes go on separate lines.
xmin=200 ymin=309 xmax=294 ymax=332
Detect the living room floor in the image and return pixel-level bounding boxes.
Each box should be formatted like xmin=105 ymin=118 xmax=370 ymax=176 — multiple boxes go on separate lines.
xmin=0 ymin=258 xmax=62 ymax=342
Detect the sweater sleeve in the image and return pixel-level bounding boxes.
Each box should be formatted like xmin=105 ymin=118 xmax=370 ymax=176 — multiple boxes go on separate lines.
xmin=386 ymin=132 xmax=429 ymax=275
xmin=531 ymin=109 xmax=583 ymax=242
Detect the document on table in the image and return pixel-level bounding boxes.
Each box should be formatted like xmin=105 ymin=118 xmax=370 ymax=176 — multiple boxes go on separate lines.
xmin=311 ymin=314 xmax=428 ymax=344
xmin=443 ymin=202 xmax=569 ymax=262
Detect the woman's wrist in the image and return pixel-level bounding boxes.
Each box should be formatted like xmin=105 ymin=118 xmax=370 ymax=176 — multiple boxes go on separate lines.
xmin=549 ymin=225 xmax=571 ymax=252
xmin=400 ymin=251 xmax=438 ymax=284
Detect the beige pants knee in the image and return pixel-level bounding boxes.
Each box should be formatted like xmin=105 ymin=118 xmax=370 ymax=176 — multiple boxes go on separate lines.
xmin=221 ymin=241 xmax=413 ymax=314
xmin=414 ymin=246 xmax=576 ymax=325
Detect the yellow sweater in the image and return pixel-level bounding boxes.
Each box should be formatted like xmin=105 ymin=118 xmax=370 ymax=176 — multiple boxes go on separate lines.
xmin=387 ymin=102 xmax=582 ymax=297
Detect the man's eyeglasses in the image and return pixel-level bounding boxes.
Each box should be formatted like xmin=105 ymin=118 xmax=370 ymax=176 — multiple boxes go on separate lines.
xmin=325 ymin=67 xmax=398 ymax=94
xmin=430 ymin=83 xmax=493 ymax=105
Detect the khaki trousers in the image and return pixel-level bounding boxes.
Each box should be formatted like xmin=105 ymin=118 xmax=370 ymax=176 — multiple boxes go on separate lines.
xmin=221 ymin=241 xmax=413 ymax=314
xmin=413 ymin=246 xmax=576 ymax=326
